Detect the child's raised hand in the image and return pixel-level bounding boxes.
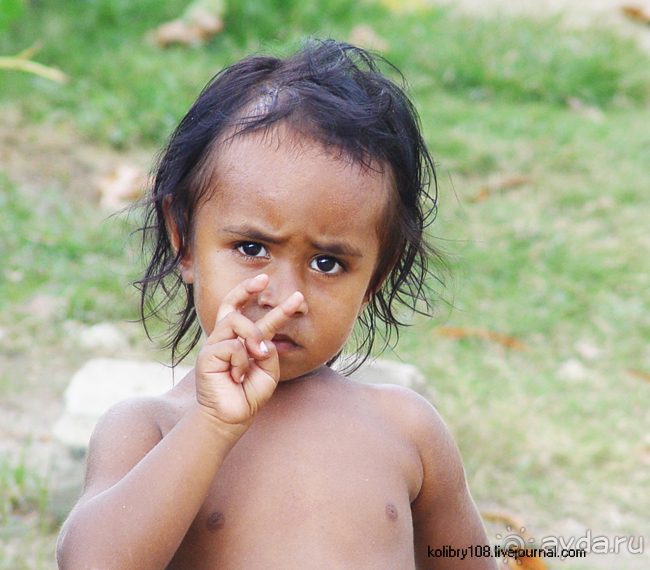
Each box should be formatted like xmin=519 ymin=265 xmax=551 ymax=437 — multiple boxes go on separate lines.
xmin=195 ymin=274 xmax=304 ymax=427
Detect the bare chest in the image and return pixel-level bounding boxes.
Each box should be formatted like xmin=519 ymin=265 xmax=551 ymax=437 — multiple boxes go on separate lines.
xmin=171 ymin=390 xmax=421 ymax=569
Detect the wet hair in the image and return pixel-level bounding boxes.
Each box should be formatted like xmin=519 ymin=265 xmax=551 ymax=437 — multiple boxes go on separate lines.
xmin=136 ymin=38 xmax=441 ymax=369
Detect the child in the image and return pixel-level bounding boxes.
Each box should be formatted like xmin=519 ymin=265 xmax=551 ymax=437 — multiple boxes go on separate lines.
xmin=57 ymin=40 xmax=496 ymax=570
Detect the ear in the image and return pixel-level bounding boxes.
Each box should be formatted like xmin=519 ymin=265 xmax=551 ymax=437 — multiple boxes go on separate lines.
xmin=358 ymin=274 xmax=385 ymax=317
xmin=358 ymin=249 xmax=399 ymax=317
xmin=163 ymin=197 xmax=195 ymax=284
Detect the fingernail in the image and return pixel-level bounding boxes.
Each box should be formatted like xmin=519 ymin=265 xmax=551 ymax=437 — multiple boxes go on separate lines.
xmin=260 ymin=341 xmax=269 ymax=355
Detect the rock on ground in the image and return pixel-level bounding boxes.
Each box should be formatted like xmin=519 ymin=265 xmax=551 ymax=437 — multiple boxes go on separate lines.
xmin=49 ymin=357 xmax=434 ymax=519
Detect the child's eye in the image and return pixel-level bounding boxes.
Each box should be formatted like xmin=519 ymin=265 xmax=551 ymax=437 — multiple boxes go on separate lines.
xmin=310 ymin=256 xmax=343 ymax=274
xmin=236 ymin=242 xmax=268 ymax=258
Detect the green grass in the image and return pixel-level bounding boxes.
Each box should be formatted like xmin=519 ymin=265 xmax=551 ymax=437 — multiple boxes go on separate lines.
xmin=0 ymin=174 xmax=140 ymax=323
xmin=0 ymin=445 xmax=51 ymax=522
xmin=1 ymin=0 xmax=648 ymax=147
xmin=0 ymin=444 xmax=57 ymax=570
xmin=1 ymin=1 xmax=650 ymax=568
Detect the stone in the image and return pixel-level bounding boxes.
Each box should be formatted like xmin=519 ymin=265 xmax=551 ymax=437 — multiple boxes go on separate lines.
xmin=77 ymin=322 xmax=129 ymax=350
xmin=53 ymin=358 xmax=191 ymax=450
xmin=348 ymin=358 xmax=432 ymax=394
xmin=54 ymin=357 xmax=432 ymax=452
xmin=51 ymin=356 xmax=433 ymax=519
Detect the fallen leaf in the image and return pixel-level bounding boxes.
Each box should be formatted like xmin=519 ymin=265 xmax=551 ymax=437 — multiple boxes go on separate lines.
xmin=507 ymin=555 xmax=549 ymax=570
xmin=471 ymin=175 xmax=533 ymax=203
xmin=481 ymin=510 xmax=527 ymax=533
xmin=148 ymin=0 xmax=225 ymax=48
xmin=627 ymin=368 xmax=650 ymax=382
xmin=621 ymin=5 xmax=650 ymax=25
xmin=148 ymin=13 xmax=223 ymax=47
xmin=434 ymin=326 xmax=528 ymax=350
xmin=0 ymin=54 xmax=67 ymax=83
xmin=481 ymin=511 xmax=549 ymax=570
xmin=97 ymin=165 xmax=148 ymax=211
xmin=639 ymin=437 xmax=650 ymax=466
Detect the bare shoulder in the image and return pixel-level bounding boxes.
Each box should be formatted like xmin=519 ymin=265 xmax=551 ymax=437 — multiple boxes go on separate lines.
xmin=357 ymin=385 xmax=495 ymax=568
xmin=359 ymin=382 xmax=454 ymax=457
xmin=359 ymin=381 xmax=472 ymax=509
xmin=78 ymin=384 xmax=191 ymax=505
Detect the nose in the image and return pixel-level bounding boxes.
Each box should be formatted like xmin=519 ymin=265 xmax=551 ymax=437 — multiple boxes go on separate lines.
xmin=256 ymin=269 xmax=308 ymax=315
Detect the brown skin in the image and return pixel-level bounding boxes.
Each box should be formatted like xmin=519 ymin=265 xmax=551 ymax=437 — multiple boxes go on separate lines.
xmin=57 ymin=129 xmax=496 ymax=570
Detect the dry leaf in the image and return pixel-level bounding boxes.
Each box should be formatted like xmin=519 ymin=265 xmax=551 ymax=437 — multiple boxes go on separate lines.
xmin=148 ymin=0 xmax=225 ymax=48
xmin=621 ymin=5 xmax=650 ymax=24
xmin=481 ymin=510 xmax=528 ymax=533
xmin=639 ymin=436 xmax=650 ymax=466
xmin=507 ymin=555 xmax=549 ymax=570
xmin=0 ymin=54 xmax=67 ymax=83
xmin=627 ymin=368 xmax=650 ymax=382
xmin=481 ymin=511 xmax=549 ymax=570
xmin=434 ymin=326 xmax=528 ymax=350
xmin=97 ymin=165 xmax=148 ymax=211
xmin=148 ymin=11 xmax=224 ymax=48
xmin=471 ymin=175 xmax=533 ymax=203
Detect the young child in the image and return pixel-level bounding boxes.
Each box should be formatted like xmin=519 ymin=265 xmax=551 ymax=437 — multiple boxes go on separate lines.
xmin=57 ymin=40 xmax=496 ymax=570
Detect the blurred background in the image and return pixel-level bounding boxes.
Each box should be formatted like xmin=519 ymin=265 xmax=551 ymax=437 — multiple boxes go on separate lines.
xmin=1 ymin=0 xmax=649 ymax=568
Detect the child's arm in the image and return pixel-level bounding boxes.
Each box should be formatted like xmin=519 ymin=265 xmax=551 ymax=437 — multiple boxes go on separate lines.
xmin=57 ymin=275 xmax=303 ymax=570
xmin=398 ymin=388 xmax=497 ymax=570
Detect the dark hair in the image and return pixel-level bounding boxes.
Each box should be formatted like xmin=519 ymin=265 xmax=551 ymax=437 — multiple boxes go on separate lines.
xmin=136 ymin=39 xmax=441 ymax=369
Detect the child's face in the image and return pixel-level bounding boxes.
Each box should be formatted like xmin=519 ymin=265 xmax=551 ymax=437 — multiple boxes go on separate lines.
xmin=178 ymin=128 xmax=392 ymax=381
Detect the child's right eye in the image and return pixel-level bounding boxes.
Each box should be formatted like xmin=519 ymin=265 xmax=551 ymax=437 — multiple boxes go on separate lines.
xmin=236 ymin=242 xmax=268 ymax=258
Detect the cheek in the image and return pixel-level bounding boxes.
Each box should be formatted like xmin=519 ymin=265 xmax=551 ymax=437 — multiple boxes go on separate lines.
xmin=191 ymin=268 xmax=228 ymax=335
xmin=327 ymin=286 xmax=368 ymax=335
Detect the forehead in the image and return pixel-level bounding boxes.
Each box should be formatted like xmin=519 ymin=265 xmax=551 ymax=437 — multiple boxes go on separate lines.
xmin=198 ymin=127 xmax=394 ymax=231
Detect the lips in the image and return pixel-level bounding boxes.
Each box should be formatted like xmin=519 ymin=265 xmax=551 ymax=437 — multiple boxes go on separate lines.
xmin=271 ymin=334 xmax=300 ymax=354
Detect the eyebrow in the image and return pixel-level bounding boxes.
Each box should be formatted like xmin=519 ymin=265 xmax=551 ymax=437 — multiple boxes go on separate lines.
xmin=222 ymin=226 xmax=364 ymax=258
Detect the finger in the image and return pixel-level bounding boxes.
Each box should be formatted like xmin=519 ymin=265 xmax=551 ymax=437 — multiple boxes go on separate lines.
xmin=197 ymin=338 xmax=250 ymax=383
xmin=256 ymin=291 xmax=305 ymax=340
xmin=216 ymin=274 xmax=269 ymax=322
xmin=248 ymin=337 xmax=278 ymax=379
xmin=206 ymin=312 xmax=269 ymax=359
xmin=240 ymin=350 xmax=281 ymax=410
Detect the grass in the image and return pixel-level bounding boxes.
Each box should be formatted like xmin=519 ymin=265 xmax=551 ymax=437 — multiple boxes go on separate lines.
xmin=0 ymin=174 xmax=139 ymax=322
xmin=1 ymin=1 xmax=650 ymax=568
xmin=0 ymin=445 xmax=51 ymax=522
xmin=1 ymin=0 xmax=648 ymax=147
xmin=0 ymin=444 xmax=56 ymax=570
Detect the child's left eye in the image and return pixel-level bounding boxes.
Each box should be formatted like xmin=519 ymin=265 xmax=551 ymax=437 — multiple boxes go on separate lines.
xmin=236 ymin=242 xmax=268 ymax=258
xmin=310 ymin=256 xmax=343 ymax=274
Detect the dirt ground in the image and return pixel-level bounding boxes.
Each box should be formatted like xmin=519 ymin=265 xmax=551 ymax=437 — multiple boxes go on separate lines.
xmin=2 ymin=0 xmax=650 ymax=567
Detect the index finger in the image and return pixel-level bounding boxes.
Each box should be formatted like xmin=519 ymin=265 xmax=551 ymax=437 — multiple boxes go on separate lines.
xmin=255 ymin=291 xmax=305 ymax=340
xmin=216 ymin=274 xmax=269 ymax=322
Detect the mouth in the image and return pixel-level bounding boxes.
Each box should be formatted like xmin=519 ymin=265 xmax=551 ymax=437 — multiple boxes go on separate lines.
xmin=271 ymin=334 xmax=300 ymax=354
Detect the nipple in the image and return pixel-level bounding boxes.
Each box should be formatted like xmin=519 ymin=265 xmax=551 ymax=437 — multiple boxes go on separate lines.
xmin=385 ymin=504 xmax=399 ymax=522
xmin=206 ymin=510 xmax=225 ymax=532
